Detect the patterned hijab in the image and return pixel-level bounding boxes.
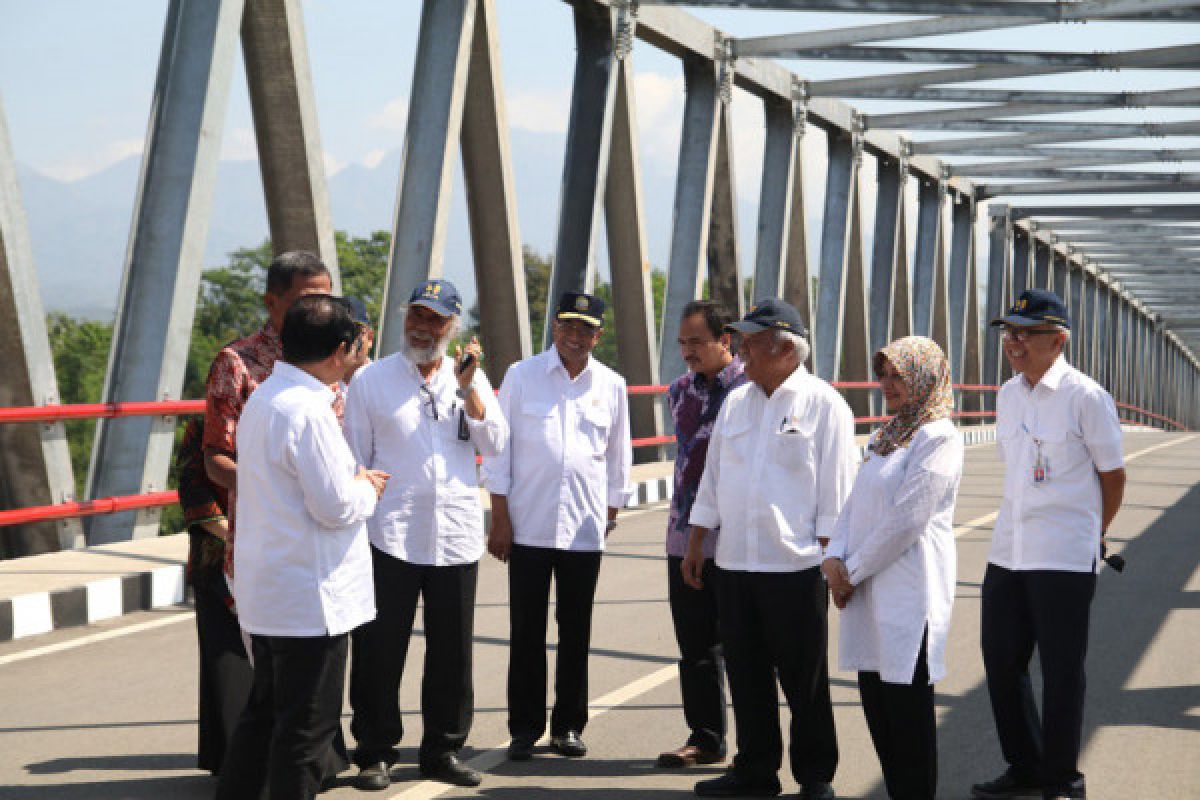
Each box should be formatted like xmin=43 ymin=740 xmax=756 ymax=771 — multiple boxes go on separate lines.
xmin=870 ymin=336 xmax=954 ymax=458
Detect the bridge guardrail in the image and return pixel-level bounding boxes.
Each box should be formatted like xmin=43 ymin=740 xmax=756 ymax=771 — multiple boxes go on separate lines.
xmin=0 ymin=382 xmax=1186 ymax=528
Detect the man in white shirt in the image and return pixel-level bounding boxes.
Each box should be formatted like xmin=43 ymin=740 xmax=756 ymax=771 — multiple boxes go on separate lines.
xmin=973 ymin=289 xmax=1125 ymax=800
xmin=682 ymin=298 xmax=858 ymax=800
xmin=216 ymin=295 xmax=388 ymax=800
xmin=483 ymin=291 xmax=633 ymax=761
xmin=344 ymin=279 xmax=506 ymax=791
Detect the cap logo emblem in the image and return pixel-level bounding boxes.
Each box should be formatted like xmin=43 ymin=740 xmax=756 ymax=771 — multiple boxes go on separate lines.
xmin=425 ymin=283 xmax=441 ymax=297
xmin=1016 ymin=298 xmax=1027 ymax=311
xmin=575 ymin=296 xmax=588 ymax=311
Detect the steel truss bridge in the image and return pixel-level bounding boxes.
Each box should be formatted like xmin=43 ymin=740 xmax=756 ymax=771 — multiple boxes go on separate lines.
xmin=1 ymin=0 xmax=1198 ymax=557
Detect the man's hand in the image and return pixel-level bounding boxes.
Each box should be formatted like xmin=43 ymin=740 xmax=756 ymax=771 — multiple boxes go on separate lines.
xmin=681 ymin=527 xmax=709 ymax=590
xmin=821 ymin=557 xmax=854 ymax=610
xmin=455 ymin=337 xmax=483 ymax=390
xmin=355 ymin=466 xmax=390 ymax=499
xmin=488 ymin=509 xmax=514 ymax=563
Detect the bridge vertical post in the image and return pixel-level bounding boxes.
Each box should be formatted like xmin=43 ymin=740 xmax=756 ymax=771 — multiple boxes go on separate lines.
xmin=1011 ymin=225 xmax=1031 ymax=297
xmin=706 ymin=87 xmax=744 ymax=324
xmin=814 ymin=127 xmax=868 ymax=415
xmin=870 ymin=155 xmax=905 ymax=358
xmin=1032 ymin=237 xmax=1051 ymax=292
xmin=1068 ymin=259 xmax=1084 ymax=365
xmin=1095 ymin=281 xmax=1112 ymax=393
xmin=753 ymin=96 xmax=797 ymax=301
xmin=543 ymin=1 xmax=620 ymax=348
xmin=0 ymin=99 xmax=85 ymax=556
xmin=378 ymin=0 xmax=478 ymax=356
xmin=659 ymin=51 xmax=720 ymax=384
xmin=1081 ymin=270 xmax=1097 ymax=378
xmin=911 ymin=175 xmax=945 ymax=340
xmin=947 ymin=192 xmax=976 ymax=384
xmin=460 ymin=0 xmax=531 ymax=383
xmin=241 ymin=0 xmax=339 ymax=282
xmin=983 ymin=205 xmax=1012 ymax=410
xmin=604 ymin=12 xmax=664 ymax=460
xmin=1051 ymin=248 xmax=1068 ymax=299
xmin=87 ymin=0 xmax=245 ymax=543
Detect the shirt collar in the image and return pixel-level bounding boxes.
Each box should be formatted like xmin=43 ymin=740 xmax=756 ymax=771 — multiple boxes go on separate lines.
xmin=750 ymin=362 xmax=809 ymax=400
xmin=545 ymin=346 xmax=593 ymax=378
xmin=262 ymin=322 xmax=281 ymax=349
xmin=693 ymin=356 xmax=744 ymax=391
xmin=1025 ymin=354 xmax=1069 ymax=392
xmin=273 ymin=361 xmax=336 ymax=401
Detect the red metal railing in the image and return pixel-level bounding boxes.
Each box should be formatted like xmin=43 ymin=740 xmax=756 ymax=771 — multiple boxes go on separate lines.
xmin=0 ymin=381 xmax=1186 ymax=528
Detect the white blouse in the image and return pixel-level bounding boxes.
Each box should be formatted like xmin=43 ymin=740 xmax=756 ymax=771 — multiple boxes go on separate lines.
xmin=825 ymin=418 xmax=963 ymax=684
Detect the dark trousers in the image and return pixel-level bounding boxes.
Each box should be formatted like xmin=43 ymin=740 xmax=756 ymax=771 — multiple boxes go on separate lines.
xmin=858 ymin=631 xmax=936 ymax=800
xmin=215 ymin=633 xmax=350 ymax=800
xmin=981 ymin=564 xmax=1096 ymax=793
xmin=715 ymin=565 xmax=838 ymax=785
xmin=190 ymin=553 xmax=253 ymax=775
xmin=507 ymin=543 xmax=603 ymax=739
xmin=667 ymin=555 xmax=727 ymax=754
xmin=350 ymin=547 xmax=478 ymax=767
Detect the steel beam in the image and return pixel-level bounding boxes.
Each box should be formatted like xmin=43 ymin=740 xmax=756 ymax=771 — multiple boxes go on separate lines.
xmin=753 ymin=96 xmax=798 ymax=299
xmin=952 ymin=149 xmax=1200 ymax=176
xmin=869 ymin=156 xmax=906 ymax=356
xmin=984 ymin=179 xmax=1200 ymax=198
xmin=460 ymin=0 xmax=531 ymax=382
xmin=780 ymin=112 xmax=813 ymax=350
xmin=913 ymin=120 xmax=1200 ymax=155
xmin=0 ymin=97 xmax=84 ymax=556
xmin=983 ymin=206 xmax=1012 ymax=403
xmin=707 ymin=97 xmax=745 ymax=321
xmin=87 ymin=0 xmax=244 ymax=543
xmin=1012 ymin=226 xmax=1032 ymax=296
xmin=1069 ymin=262 xmax=1085 ymax=364
xmin=946 ymin=195 xmax=975 ymax=383
xmin=544 ymin=2 xmax=620 ymax=347
xmin=659 ymin=52 xmax=721 ymax=384
xmin=911 ymin=177 xmax=950 ymax=350
xmin=1082 ymin=272 xmax=1098 ymax=376
xmin=241 ymin=0 xmax=338 ymax=276
xmin=641 ymin=0 xmax=1200 ymax=18
xmin=379 ymin=0 xmax=477 ymax=355
xmin=1033 ymin=239 xmax=1051 ymax=292
xmin=605 ymin=44 xmax=664 ymax=457
xmin=776 ymin=45 xmax=1193 ymax=68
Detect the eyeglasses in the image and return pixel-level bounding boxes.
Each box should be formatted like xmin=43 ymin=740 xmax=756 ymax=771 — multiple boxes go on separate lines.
xmin=556 ymin=319 xmax=600 ymax=338
xmin=1001 ymin=327 xmax=1062 ymax=342
xmin=419 ymin=384 xmax=439 ymax=420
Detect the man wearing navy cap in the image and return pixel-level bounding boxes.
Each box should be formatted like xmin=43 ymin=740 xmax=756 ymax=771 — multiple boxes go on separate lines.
xmin=973 ymin=289 xmax=1126 ymax=800
xmin=681 ymin=298 xmax=857 ymax=800
xmin=483 ymin=291 xmax=633 ymax=761
xmin=345 ymin=279 xmax=507 ymax=790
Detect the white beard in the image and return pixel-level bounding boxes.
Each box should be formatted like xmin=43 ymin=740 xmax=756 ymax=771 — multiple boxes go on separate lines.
xmin=400 ymin=334 xmax=450 ymax=366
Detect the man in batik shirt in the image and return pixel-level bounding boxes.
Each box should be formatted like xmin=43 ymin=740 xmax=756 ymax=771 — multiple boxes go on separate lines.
xmin=656 ymin=300 xmax=745 ymax=769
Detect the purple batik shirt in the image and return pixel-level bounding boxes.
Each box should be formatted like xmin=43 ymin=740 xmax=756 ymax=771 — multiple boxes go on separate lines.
xmin=666 ymin=357 xmax=747 ymax=558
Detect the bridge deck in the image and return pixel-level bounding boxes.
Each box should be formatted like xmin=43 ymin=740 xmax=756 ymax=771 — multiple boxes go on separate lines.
xmin=0 ymin=430 xmax=1197 ymax=799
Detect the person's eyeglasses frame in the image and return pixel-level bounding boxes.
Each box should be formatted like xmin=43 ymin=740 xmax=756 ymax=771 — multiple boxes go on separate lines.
xmin=1001 ymin=326 xmax=1063 ymax=343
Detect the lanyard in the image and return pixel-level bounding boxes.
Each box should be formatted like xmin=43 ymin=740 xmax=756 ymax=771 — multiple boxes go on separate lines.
xmin=1021 ymin=422 xmax=1048 ymax=484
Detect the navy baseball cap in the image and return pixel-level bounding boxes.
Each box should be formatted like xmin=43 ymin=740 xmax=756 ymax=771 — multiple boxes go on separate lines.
xmin=409 ymin=279 xmax=462 ymax=317
xmin=990 ymin=288 xmax=1070 ymax=329
xmin=344 ymin=296 xmax=370 ymax=326
xmin=556 ymin=291 xmax=605 ymax=327
xmin=725 ymin=297 xmax=808 ymax=337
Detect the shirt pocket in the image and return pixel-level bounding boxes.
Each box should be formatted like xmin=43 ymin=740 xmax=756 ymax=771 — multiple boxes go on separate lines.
xmin=578 ymin=404 xmax=612 ymax=458
xmin=518 ymin=400 xmax=557 ymax=441
xmin=721 ymin=416 xmax=755 ymax=466
xmin=1038 ymin=425 xmax=1088 ymax=478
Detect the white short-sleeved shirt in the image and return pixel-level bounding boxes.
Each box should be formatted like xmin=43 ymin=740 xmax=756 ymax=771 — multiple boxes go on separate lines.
xmin=689 ymin=365 xmax=859 ymax=572
xmin=825 ymin=419 xmax=963 ymax=684
xmin=343 ymin=352 xmax=507 ymax=566
xmin=233 ymin=362 xmax=378 ymax=637
xmin=481 ymin=348 xmax=633 ymax=551
xmin=990 ymin=356 xmax=1125 ymax=573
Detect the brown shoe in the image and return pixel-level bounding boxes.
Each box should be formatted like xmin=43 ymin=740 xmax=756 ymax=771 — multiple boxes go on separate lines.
xmin=656 ymin=744 xmax=725 ymax=768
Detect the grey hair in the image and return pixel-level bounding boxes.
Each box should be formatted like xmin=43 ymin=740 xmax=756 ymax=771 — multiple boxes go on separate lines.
xmin=771 ymin=329 xmax=811 ymax=364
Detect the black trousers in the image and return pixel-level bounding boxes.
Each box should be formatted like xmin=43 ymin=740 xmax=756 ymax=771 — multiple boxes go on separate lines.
xmin=858 ymin=631 xmax=936 ymax=800
xmin=190 ymin=551 xmax=253 ymax=775
xmin=667 ymin=555 xmax=727 ymax=754
xmin=215 ymin=633 xmax=350 ymax=800
xmin=981 ymin=564 xmax=1096 ymax=793
xmin=715 ymin=566 xmax=838 ymax=785
xmin=350 ymin=547 xmax=478 ymax=767
xmin=507 ymin=543 xmax=603 ymax=739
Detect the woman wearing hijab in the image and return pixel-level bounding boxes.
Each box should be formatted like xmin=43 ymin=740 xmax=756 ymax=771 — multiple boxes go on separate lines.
xmin=822 ymin=336 xmax=964 ymax=800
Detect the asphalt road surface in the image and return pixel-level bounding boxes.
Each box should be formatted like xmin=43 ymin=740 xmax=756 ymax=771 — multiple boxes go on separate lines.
xmin=1 ymin=431 xmax=1197 ymax=799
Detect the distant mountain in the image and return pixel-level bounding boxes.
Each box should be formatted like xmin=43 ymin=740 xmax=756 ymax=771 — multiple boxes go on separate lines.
xmin=17 ymin=129 xmax=775 ymax=320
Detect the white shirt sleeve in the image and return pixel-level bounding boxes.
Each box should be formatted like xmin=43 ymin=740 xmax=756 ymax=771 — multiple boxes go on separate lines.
xmin=481 ymin=366 xmax=516 ymax=496
xmin=607 ymin=382 xmax=634 ymax=509
xmin=823 ymin=491 xmax=853 ymax=561
xmin=342 ymin=377 xmax=374 ymax=469
xmin=1079 ymin=387 xmax=1124 ymax=472
xmin=688 ymin=403 xmax=726 ymax=531
xmin=845 ymin=430 xmax=961 ymax=585
xmin=290 ymin=409 xmax=378 ymax=530
xmin=464 ymin=370 xmax=508 ymax=458
xmin=815 ymin=397 xmax=859 ymax=542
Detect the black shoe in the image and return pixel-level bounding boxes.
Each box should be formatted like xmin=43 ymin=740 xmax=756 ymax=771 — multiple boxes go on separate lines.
xmin=694 ymin=770 xmax=782 ymax=797
xmin=1043 ymin=776 xmax=1086 ymax=799
xmin=799 ymin=782 xmax=836 ymax=800
xmin=507 ymin=735 xmax=537 ymax=761
xmin=972 ymin=768 xmax=1042 ymax=799
xmin=420 ymin=752 xmax=482 ymax=787
xmin=550 ymin=730 xmax=587 ymax=758
xmin=353 ymin=762 xmax=391 ymax=791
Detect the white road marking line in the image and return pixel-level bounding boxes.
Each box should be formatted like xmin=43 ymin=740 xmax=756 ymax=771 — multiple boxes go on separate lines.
xmin=0 ymin=609 xmax=193 ymax=667
xmin=1124 ymin=434 xmax=1195 ymax=463
xmin=389 ymin=665 xmax=678 ymax=800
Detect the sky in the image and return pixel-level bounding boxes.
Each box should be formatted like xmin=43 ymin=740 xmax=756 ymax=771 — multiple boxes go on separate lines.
xmin=1 ymin=1 xmax=1198 ymax=303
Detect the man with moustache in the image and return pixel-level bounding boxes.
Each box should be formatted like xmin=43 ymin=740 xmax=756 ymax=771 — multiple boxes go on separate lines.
xmin=682 ymin=298 xmax=857 ymax=800
xmin=346 ymin=280 xmax=507 ymax=791
xmin=484 ymin=291 xmax=633 ymax=762
xmin=657 ymin=300 xmax=745 ymax=769
xmin=972 ymin=289 xmax=1125 ymax=800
